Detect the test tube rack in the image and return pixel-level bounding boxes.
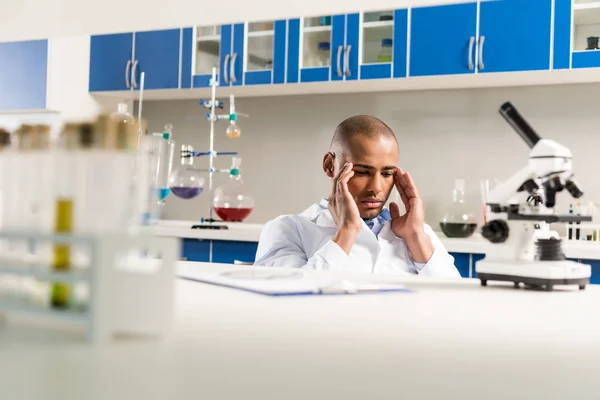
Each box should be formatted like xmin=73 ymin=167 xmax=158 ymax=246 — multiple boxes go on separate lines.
xmin=0 ymin=230 xmax=179 ymax=342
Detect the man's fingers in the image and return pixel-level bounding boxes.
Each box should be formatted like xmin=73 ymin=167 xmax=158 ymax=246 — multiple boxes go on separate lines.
xmin=340 ymin=171 xmax=354 ymax=196
xmin=398 ymin=184 xmax=410 ymax=211
xmin=389 ymin=202 xmax=401 ymax=219
xmin=331 ymin=162 xmax=350 ymax=197
xmin=404 ymin=172 xmax=420 ymax=198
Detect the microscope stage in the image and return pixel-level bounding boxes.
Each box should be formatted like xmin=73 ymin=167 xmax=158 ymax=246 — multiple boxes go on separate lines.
xmin=476 ymin=260 xmax=590 ymax=290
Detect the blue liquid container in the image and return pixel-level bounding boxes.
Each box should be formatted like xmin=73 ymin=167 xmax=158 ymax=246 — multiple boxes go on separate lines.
xmin=171 ymin=187 xmax=203 ymax=199
xmin=157 ymin=188 xmax=171 ymax=201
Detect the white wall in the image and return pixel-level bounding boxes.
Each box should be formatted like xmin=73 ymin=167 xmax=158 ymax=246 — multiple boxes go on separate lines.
xmin=140 ymin=83 xmax=600 ymax=228
xmin=1 ymin=0 xmax=479 ymax=41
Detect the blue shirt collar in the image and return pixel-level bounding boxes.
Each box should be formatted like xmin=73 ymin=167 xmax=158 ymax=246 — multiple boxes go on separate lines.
xmin=319 ymin=198 xmax=390 ymax=224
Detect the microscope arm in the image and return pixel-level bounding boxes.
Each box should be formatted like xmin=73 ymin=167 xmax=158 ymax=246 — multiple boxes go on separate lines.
xmin=486 ymin=165 xmax=537 ymax=208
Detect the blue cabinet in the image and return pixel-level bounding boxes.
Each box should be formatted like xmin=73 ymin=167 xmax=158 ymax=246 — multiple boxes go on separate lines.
xmin=90 ymin=29 xmax=184 ymax=92
xmin=89 ymin=33 xmax=134 ymax=92
xmin=478 ymin=0 xmax=552 ymax=73
xmin=0 ymin=40 xmax=47 ymax=111
xmin=213 ymin=241 xmax=259 ymax=264
xmin=450 ymin=252 xmax=470 ymax=278
xmin=181 ymin=239 xmax=258 ymax=264
xmin=410 ymin=3 xmax=477 ymax=77
xmin=244 ymin=20 xmax=287 ymax=86
xmin=288 ymin=11 xmax=408 ymax=83
xmin=133 ymin=29 xmax=181 ymax=90
xmin=287 ymin=15 xmax=347 ymax=83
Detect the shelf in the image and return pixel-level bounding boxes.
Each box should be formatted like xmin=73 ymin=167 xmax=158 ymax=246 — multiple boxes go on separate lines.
xmin=197 ymin=35 xmax=221 ymax=43
xmin=247 ymin=30 xmax=274 ymax=38
xmin=0 ymin=264 xmax=89 ymax=283
xmin=0 ymin=299 xmax=88 ymax=324
xmin=574 ymin=6 xmax=600 ymax=25
xmin=363 ymin=20 xmax=394 ymax=29
xmin=574 ymin=2 xmax=600 ymax=10
xmin=304 ymin=26 xmax=332 ymax=34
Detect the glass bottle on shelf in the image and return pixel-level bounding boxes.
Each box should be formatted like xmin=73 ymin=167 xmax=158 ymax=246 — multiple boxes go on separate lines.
xmin=111 ymin=103 xmax=135 ymax=126
xmin=213 ymin=157 xmax=254 ymax=222
xmin=440 ymin=179 xmax=478 ymax=238
xmin=377 ymin=39 xmax=393 ymax=63
xmin=168 ymin=145 xmax=205 ymax=199
xmin=317 ymin=42 xmax=331 ymax=67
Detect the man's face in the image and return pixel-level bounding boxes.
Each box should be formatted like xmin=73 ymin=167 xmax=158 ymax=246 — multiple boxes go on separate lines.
xmin=332 ymin=135 xmax=399 ymax=219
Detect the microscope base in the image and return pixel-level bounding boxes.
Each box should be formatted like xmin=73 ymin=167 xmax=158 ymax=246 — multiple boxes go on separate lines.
xmin=476 ymin=260 xmax=590 ymax=291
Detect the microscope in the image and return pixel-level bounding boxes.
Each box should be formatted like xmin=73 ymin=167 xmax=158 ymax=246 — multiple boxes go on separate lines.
xmin=476 ymin=102 xmax=591 ymax=291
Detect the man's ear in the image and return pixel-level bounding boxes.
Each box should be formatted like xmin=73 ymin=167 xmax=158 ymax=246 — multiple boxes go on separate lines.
xmin=323 ymin=152 xmax=335 ymax=178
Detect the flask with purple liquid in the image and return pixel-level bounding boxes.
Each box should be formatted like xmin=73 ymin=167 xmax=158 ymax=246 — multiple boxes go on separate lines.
xmin=168 ymin=144 xmax=205 ymax=200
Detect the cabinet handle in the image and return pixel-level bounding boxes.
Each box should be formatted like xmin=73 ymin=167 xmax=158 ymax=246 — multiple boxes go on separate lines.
xmin=478 ymin=35 xmax=485 ymax=71
xmin=336 ymin=45 xmax=343 ymax=77
xmin=230 ymin=52 xmax=238 ymax=83
xmin=344 ymin=45 xmax=352 ymax=76
xmin=125 ymin=60 xmax=131 ymax=88
xmin=468 ymin=36 xmax=475 ymax=71
xmin=223 ymin=54 xmax=230 ymax=83
xmin=131 ymin=60 xmax=139 ymax=88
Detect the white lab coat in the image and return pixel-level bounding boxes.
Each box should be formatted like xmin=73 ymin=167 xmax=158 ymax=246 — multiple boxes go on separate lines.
xmin=255 ymin=201 xmax=460 ymax=277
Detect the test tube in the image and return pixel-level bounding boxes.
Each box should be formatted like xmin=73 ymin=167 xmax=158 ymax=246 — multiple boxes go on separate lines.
xmin=13 ymin=125 xmax=35 ymax=263
xmin=50 ymin=123 xmax=81 ymax=309
xmin=0 ymin=129 xmax=11 ymax=298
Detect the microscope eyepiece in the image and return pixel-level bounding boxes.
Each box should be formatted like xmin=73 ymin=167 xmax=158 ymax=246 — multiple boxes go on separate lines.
xmin=542 ymin=177 xmax=565 ymax=208
xmin=499 ymin=102 xmax=541 ymax=149
xmin=565 ymin=177 xmax=584 ymax=199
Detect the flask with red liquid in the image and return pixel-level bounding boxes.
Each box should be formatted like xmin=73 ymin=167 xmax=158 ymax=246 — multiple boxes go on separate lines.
xmin=213 ymin=157 xmax=254 ymax=222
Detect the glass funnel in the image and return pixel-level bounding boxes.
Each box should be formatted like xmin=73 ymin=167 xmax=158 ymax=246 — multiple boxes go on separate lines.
xmin=213 ymin=157 xmax=254 ymax=221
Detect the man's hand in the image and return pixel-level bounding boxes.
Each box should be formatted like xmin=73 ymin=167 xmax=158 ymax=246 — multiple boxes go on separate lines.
xmin=390 ymin=168 xmax=434 ymax=263
xmin=329 ymin=162 xmax=362 ymax=254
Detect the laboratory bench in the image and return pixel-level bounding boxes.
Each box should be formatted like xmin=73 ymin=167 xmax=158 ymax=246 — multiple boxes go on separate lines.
xmin=2 ymin=261 xmax=600 ymax=399
xmin=157 ymin=220 xmax=600 ymax=282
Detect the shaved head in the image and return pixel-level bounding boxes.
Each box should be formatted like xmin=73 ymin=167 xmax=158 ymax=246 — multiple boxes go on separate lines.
xmin=323 ymin=115 xmax=400 ymax=219
xmin=330 ymin=115 xmax=397 ymax=156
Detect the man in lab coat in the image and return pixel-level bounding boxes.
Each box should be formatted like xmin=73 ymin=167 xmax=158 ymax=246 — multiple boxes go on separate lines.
xmin=255 ymin=115 xmax=460 ymax=276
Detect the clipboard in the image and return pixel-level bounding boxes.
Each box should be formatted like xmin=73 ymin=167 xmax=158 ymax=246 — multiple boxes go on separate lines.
xmin=178 ymin=269 xmax=413 ymax=296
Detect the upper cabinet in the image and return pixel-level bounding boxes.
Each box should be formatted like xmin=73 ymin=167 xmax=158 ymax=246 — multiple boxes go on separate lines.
xmin=563 ymin=0 xmax=600 ymax=69
xmin=86 ymin=1 xmax=591 ymax=97
xmin=287 ymin=10 xmax=408 ymax=83
xmin=410 ymin=0 xmax=551 ymax=77
xmin=410 ymin=3 xmax=477 ymax=77
xmin=90 ymin=29 xmax=184 ymax=92
xmin=193 ymin=21 xmax=286 ymax=88
xmin=0 ymin=40 xmax=48 ymax=111
xmin=478 ymin=0 xmax=552 ymax=73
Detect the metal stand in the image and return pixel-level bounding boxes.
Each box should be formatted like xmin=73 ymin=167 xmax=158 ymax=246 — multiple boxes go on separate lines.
xmin=185 ymin=67 xmax=247 ymax=230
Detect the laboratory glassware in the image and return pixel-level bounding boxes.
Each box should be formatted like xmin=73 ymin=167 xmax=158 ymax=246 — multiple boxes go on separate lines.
xmin=213 ymin=157 xmax=254 ymax=222
xmin=169 ymin=145 xmax=205 ymax=199
xmin=440 ymin=179 xmax=478 ymax=238
xmin=377 ymin=39 xmax=393 ymax=63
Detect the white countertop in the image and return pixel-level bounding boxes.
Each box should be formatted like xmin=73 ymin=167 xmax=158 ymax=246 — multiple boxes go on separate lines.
xmin=156 ymin=220 xmax=600 ymax=259
xmin=2 ymin=261 xmax=600 ymax=399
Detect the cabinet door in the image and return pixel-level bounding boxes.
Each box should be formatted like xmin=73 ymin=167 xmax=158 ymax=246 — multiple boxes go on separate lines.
xmin=0 ymin=40 xmax=47 ymax=110
xmin=449 ymin=252 xmax=470 ymax=278
xmin=231 ymin=23 xmax=245 ymax=86
xmin=134 ymin=29 xmax=181 ymax=90
xmin=181 ymin=239 xmax=210 ymax=262
xmin=193 ymin=25 xmax=226 ymax=88
xmin=220 ymin=25 xmax=233 ymax=86
xmin=330 ymin=14 xmax=346 ymax=82
xmin=89 ymin=33 xmax=133 ymax=91
xmin=479 ymin=0 xmax=552 ymax=73
xmin=244 ymin=20 xmax=287 ymax=85
xmin=290 ymin=15 xmax=338 ymax=83
xmin=410 ymin=3 xmax=477 ymax=77
xmin=212 ymin=241 xmax=259 ymax=264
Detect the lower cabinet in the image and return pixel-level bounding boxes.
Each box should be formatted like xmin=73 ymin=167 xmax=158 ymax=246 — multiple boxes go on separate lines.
xmin=181 ymin=242 xmax=600 ymax=284
xmin=182 ymin=239 xmax=258 ymax=264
